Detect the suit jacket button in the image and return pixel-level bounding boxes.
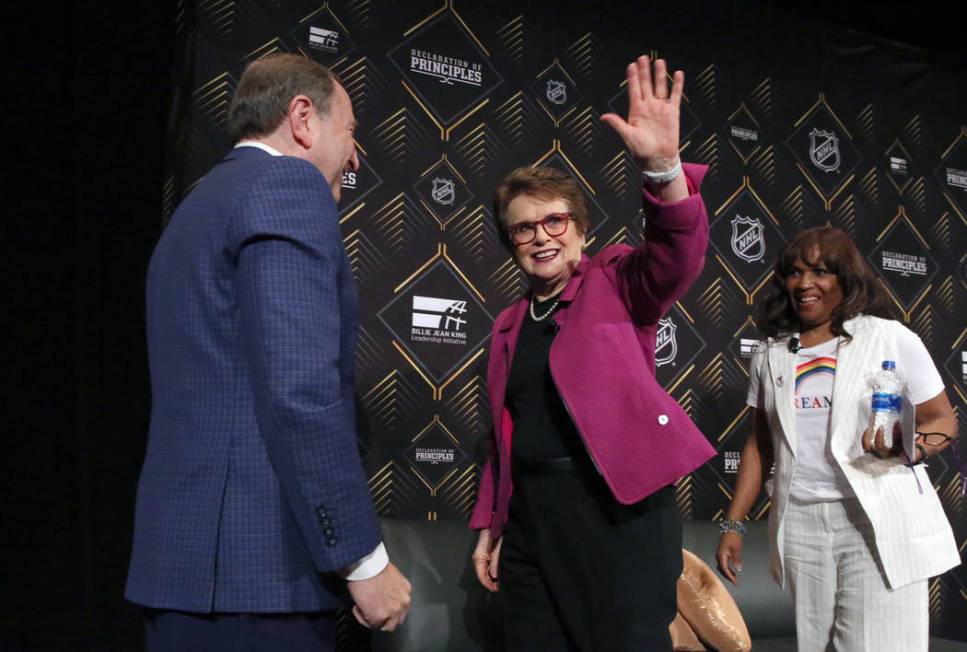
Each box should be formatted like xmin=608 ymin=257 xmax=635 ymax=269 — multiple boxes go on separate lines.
xmin=320 ymin=517 xmax=332 ymax=526
xmin=657 ymin=414 xmax=669 ymax=425
xmin=327 ymin=537 xmax=337 ymax=546
xmin=324 ymin=527 xmax=334 ymax=536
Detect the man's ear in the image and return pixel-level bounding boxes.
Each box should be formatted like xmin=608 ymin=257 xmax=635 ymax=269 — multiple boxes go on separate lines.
xmin=288 ymin=95 xmax=315 ymax=149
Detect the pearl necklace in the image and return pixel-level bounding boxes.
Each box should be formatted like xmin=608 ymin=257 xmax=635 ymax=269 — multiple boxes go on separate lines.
xmin=529 ymin=294 xmax=561 ymax=321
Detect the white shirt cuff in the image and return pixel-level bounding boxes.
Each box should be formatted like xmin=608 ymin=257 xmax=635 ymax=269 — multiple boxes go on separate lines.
xmin=340 ymin=542 xmax=389 ymax=581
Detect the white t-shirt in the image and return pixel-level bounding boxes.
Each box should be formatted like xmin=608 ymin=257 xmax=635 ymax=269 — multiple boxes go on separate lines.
xmin=747 ymin=326 xmax=945 ymax=503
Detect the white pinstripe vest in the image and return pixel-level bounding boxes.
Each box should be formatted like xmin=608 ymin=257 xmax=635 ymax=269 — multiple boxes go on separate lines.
xmin=754 ymin=315 xmax=960 ymax=589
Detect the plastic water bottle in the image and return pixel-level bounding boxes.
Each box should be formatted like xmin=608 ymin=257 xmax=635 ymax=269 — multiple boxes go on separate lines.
xmin=870 ymin=360 xmax=902 ymax=448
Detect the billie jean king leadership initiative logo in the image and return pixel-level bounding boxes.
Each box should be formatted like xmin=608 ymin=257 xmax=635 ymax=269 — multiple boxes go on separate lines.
xmin=308 ymin=27 xmax=339 ymax=54
xmin=890 ymin=156 xmax=908 ymax=177
xmin=411 ymin=296 xmax=468 ymax=345
xmin=739 ymin=339 xmax=760 ymax=357
xmin=292 ymin=9 xmax=357 ymax=64
xmin=379 ymin=259 xmax=494 ymax=384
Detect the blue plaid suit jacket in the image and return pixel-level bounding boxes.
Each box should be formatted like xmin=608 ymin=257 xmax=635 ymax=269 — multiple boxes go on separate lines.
xmin=126 ymin=146 xmax=380 ymax=613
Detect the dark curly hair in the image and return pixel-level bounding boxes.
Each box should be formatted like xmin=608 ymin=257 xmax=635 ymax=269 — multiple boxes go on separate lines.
xmin=756 ymin=225 xmax=895 ymax=340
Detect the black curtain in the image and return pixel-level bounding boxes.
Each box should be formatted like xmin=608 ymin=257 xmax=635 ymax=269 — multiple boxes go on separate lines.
xmin=3 ymin=2 xmax=174 ymax=650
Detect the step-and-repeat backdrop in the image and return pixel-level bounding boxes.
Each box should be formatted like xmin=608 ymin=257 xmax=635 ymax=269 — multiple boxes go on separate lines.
xmin=166 ymin=0 xmax=966 ymax=638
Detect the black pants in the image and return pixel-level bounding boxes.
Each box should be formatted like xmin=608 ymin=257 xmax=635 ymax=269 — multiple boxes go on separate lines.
xmin=144 ymin=608 xmax=337 ymax=652
xmin=499 ymin=461 xmax=681 ymax=652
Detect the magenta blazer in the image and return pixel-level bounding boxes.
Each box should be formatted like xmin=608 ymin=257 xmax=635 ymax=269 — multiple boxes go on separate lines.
xmin=469 ymin=164 xmax=717 ymax=538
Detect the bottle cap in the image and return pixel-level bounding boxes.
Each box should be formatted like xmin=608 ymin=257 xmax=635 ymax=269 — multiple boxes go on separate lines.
xmin=881 ymin=360 xmax=896 ymax=371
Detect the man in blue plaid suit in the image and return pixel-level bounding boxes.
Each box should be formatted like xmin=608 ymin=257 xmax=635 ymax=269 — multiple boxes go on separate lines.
xmin=126 ymin=54 xmax=411 ymax=650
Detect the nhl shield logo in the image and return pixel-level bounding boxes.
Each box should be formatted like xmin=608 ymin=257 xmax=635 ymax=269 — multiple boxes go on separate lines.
xmin=546 ymin=79 xmax=567 ymax=106
xmin=655 ymin=317 xmax=678 ymax=367
xmin=808 ymin=128 xmax=840 ymax=173
xmin=431 ymin=177 xmax=456 ymax=206
xmin=730 ymin=215 xmax=766 ymax=263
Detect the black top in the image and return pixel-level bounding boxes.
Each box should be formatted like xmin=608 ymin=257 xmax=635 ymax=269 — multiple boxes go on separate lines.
xmin=505 ymin=294 xmax=586 ymax=461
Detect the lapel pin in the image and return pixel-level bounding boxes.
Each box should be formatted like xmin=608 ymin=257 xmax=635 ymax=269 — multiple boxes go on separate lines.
xmin=776 ymin=375 xmax=785 ymax=386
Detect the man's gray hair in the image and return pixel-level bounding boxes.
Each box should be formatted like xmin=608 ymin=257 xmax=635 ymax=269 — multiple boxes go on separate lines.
xmin=227 ymin=53 xmax=337 ymax=144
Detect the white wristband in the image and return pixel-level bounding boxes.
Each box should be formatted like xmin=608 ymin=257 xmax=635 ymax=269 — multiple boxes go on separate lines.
xmin=641 ymin=158 xmax=682 ymax=185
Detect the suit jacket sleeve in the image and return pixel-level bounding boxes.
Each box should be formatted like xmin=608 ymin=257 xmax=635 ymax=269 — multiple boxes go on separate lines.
xmin=615 ymin=163 xmax=710 ymax=324
xmin=229 ymin=156 xmax=381 ymax=573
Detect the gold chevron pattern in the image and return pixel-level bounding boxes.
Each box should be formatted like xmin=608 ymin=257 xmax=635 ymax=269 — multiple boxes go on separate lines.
xmin=911 ymin=305 xmax=935 ymax=347
xmin=779 ymin=186 xmax=809 ymax=231
xmin=693 ymin=134 xmax=721 ymax=184
xmin=452 ymin=123 xmax=513 ymax=179
xmin=857 ymin=168 xmax=879 ymax=213
xmin=447 ymin=205 xmax=493 ymax=263
xmin=854 ymin=103 xmax=875 ymax=143
xmin=693 ymin=64 xmax=717 ymax=109
xmin=439 ymin=465 xmax=482 ymax=518
xmin=355 ymin=326 xmax=386 ymax=377
xmin=749 ymin=78 xmax=772 ymax=120
xmin=599 ymin=151 xmax=632 ymax=201
xmin=371 ymin=109 xmax=433 ymax=167
xmin=562 ymin=33 xmax=593 ymax=79
xmin=495 ymin=15 xmax=526 ymax=64
xmin=675 ymin=476 xmax=696 ymax=520
xmin=749 ymin=145 xmax=777 ymax=188
xmin=343 ymin=228 xmax=386 ymax=289
xmin=192 ymin=73 xmax=234 ymax=129
xmin=333 ymin=57 xmax=390 ymax=121
xmin=488 ymin=258 xmax=524 ymax=303
xmin=561 ymin=106 xmax=602 ymax=158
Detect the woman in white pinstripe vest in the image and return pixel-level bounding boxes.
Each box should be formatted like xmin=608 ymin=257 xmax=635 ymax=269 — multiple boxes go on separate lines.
xmin=716 ymin=226 xmax=960 ymax=651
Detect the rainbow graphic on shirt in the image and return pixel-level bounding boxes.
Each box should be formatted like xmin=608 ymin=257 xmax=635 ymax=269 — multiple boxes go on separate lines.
xmin=793 ymin=356 xmax=837 ymax=412
xmin=795 ymin=356 xmax=837 ymax=392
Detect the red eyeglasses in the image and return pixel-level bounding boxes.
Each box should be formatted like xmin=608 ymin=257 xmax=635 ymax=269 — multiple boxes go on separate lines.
xmin=507 ymin=212 xmax=572 ymax=245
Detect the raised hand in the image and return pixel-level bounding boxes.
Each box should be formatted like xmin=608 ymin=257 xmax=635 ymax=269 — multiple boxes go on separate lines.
xmin=601 ymin=55 xmax=683 ymax=174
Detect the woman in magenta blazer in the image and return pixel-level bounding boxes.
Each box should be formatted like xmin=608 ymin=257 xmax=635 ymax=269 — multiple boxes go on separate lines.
xmin=468 ymin=56 xmax=715 ymax=651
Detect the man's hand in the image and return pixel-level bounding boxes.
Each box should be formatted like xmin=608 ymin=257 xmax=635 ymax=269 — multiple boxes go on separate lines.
xmin=347 ymin=562 xmax=411 ymax=632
